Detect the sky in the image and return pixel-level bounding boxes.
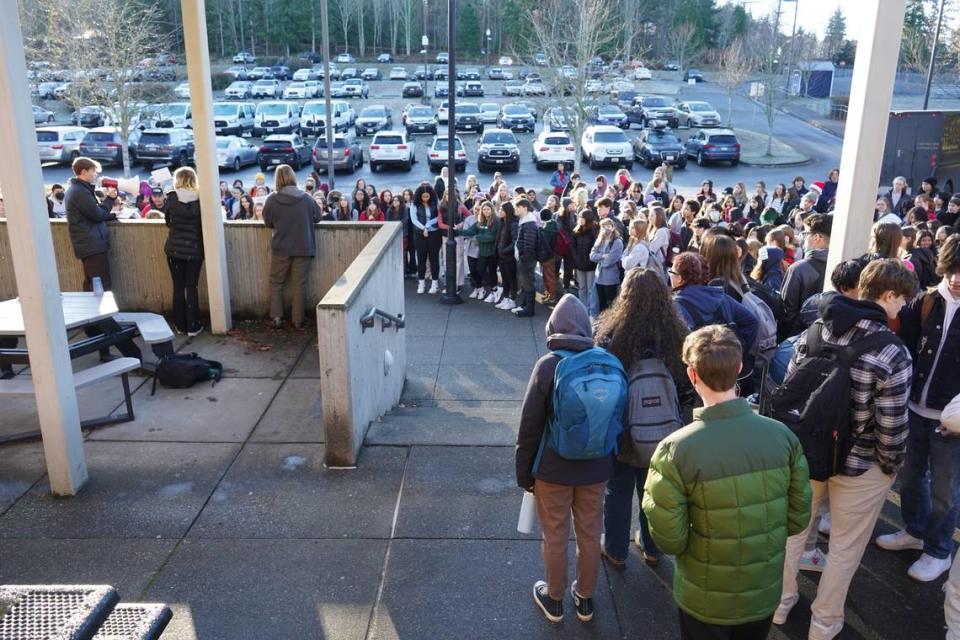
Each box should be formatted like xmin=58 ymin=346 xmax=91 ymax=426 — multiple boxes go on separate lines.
xmin=719 ymin=0 xmax=957 ymax=42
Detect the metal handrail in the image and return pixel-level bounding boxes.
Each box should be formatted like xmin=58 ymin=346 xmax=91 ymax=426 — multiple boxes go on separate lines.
xmin=359 ymin=307 xmax=405 ymax=333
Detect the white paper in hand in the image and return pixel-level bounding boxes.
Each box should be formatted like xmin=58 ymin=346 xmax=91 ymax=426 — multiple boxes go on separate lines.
xmin=517 ymin=491 xmax=536 ymax=534
xmin=151 ymin=167 xmax=172 ymax=187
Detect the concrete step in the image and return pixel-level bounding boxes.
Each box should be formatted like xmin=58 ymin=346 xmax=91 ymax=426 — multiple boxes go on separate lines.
xmin=365 ymin=401 xmax=520 ymax=446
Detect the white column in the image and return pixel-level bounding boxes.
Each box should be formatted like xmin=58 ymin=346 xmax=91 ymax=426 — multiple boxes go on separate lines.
xmin=0 ymin=7 xmax=87 ymax=495
xmin=825 ymin=0 xmax=908 ymax=283
xmin=181 ymin=0 xmax=232 ymax=333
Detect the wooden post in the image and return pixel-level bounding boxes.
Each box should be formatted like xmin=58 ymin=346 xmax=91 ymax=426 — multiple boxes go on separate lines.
xmin=0 ymin=7 xmax=87 ymax=495
xmin=181 ymin=0 xmax=233 ymax=333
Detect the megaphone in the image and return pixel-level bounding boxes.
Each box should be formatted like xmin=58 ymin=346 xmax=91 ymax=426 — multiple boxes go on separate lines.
xmin=100 ymin=176 xmax=142 ymax=195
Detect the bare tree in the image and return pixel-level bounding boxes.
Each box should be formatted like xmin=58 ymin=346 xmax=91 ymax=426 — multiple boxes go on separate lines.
xmin=399 ymin=0 xmax=415 ymax=55
xmin=716 ymin=38 xmax=751 ymax=127
xmin=665 ymin=22 xmax=701 ymax=77
xmin=748 ymin=16 xmax=789 ymax=157
xmin=526 ymin=0 xmax=626 ymax=172
xmin=40 ymin=0 xmax=168 ymax=177
xmin=332 ymin=0 xmax=353 ymax=52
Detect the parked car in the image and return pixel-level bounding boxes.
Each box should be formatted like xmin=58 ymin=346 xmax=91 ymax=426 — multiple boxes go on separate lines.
xmin=663 ymin=60 xmax=680 ymax=71
xmin=336 ymin=53 xmax=356 ymax=64
xmin=213 ymin=101 xmax=256 ymax=136
xmin=462 ymin=68 xmax=481 ymax=81
xmin=37 ymin=82 xmax=60 ymax=99
xmin=329 ymin=82 xmax=348 ymax=98
xmin=580 ymin=125 xmax=634 ymax=169
xmin=587 ymin=104 xmax=629 ymax=129
xmin=414 ymin=65 xmax=434 ymax=81
xmin=172 ymin=82 xmax=191 ymax=99
xmin=585 ymin=79 xmax=604 ymax=95
xmin=71 ymin=106 xmax=110 ymax=128
xmin=458 ymin=80 xmax=484 ymax=97
xmin=609 ymin=78 xmax=636 ymax=95
xmin=434 ymin=85 xmax=449 ymax=98
xmin=298 ymin=51 xmax=323 ymax=63
xmin=258 ymin=134 xmax=311 ymax=170
xmin=389 ymin=67 xmax=408 ymax=81
xmin=477 ymin=128 xmax=520 ymax=172
xmin=402 ymin=82 xmax=424 ymax=98
xmin=78 ymin=127 xmax=134 ymax=166
xmin=340 ymin=67 xmax=359 ymax=80
xmin=318 ymin=64 xmax=341 ymax=80
xmin=479 ymin=103 xmax=500 ymax=125
xmin=269 ymin=65 xmax=292 ymax=81
xmin=434 ymin=67 xmax=449 ymax=81
xmin=343 ymin=78 xmax=369 ymax=99
xmin=248 ymin=67 xmax=273 ymax=80
xmin=361 ymin=68 xmax=382 ymax=81
xmin=629 ymin=66 xmax=652 ymax=81
xmin=501 ymin=80 xmax=523 ymax=97
xmin=522 ymin=79 xmax=547 ymax=96
xmin=233 ymin=52 xmax=256 ymax=64
xmin=224 ymin=81 xmax=253 ymax=99
xmin=676 ymin=101 xmax=722 ymax=128
xmin=685 ymin=128 xmax=740 ymax=166
xmin=36 ymin=126 xmax=87 ymax=166
xmin=544 ymin=107 xmax=576 ymax=132
xmin=438 ymin=100 xmax=451 ymax=123
xmin=498 ymin=55 xmax=514 ymax=66
xmin=151 ymin=102 xmax=192 ymax=129
xmin=487 ymin=67 xmax=505 ymax=80
xmin=312 ymin=132 xmax=362 ymax=173
xmin=300 ymin=100 xmax=355 ymax=136
xmin=252 ymin=79 xmax=281 ymax=98
xmin=532 ymin=130 xmax=575 ymax=170
xmin=377 ymin=53 xmax=393 ymax=63
xmin=52 ymin=82 xmax=72 ymax=100
xmin=224 ymin=66 xmax=249 ymax=80
xmin=303 ymin=81 xmax=321 ymax=98
xmin=403 ymin=105 xmax=437 ymax=135
xmin=292 ymin=68 xmax=315 ymax=82
xmin=369 ymin=130 xmax=416 ymax=172
xmin=436 ymin=52 xmax=449 ymax=64
xmin=355 ymin=105 xmax=392 ymax=136
xmin=216 ymin=135 xmax=260 ymax=171
xmin=32 ymin=105 xmax=54 ymax=124
xmin=627 ymin=95 xmax=679 ymax=128
xmin=498 ymin=103 xmax=535 ymax=132
xmin=135 ymin=128 xmax=195 ymax=170
xmin=633 ymin=124 xmax=687 ymax=169
xmin=427 ymin=135 xmax=467 ymax=172
xmin=453 ymin=103 xmax=484 ymax=133
xmin=254 ymin=101 xmax=301 ymax=136
xmin=683 ymin=68 xmax=705 ymax=83
xmin=282 ymin=82 xmax=311 ymax=99
xmin=534 ymin=52 xmax=549 ymax=66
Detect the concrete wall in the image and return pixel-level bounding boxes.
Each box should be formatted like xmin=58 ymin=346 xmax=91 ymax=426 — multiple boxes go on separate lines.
xmin=0 ymin=220 xmax=379 ymax=318
xmin=317 ymin=221 xmax=406 ymax=467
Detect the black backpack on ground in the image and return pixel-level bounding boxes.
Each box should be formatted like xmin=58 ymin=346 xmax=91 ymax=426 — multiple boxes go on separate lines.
xmin=763 ymin=322 xmax=901 ymax=481
xmin=151 ymin=352 xmax=223 ymax=395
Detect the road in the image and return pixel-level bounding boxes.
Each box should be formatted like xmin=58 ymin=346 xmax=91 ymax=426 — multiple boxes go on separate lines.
xmin=37 ymin=73 xmax=844 ymax=200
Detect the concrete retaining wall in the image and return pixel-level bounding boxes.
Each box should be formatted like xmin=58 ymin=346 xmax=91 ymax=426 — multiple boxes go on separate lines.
xmin=0 ymin=219 xmax=379 ymax=318
xmin=317 ymin=221 xmax=406 ymax=467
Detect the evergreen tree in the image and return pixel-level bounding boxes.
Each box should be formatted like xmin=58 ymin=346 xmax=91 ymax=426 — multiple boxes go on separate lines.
xmin=456 ymin=1 xmax=481 ymax=55
xmin=823 ymin=7 xmax=845 ymax=59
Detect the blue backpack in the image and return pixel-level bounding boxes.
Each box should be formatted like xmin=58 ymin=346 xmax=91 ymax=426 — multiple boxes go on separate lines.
xmin=536 ymin=348 xmax=628 ymax=463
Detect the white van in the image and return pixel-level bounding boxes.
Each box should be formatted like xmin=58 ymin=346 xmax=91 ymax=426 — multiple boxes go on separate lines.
xmin=213 ymin=101 xmax=256 ymax=136
xmin=152 ymin=102 xmax=193 ymax=129
xmin=300 ymin=100 xmax=355 ymax=136
xmin=254 ymin=101 xmax=301 ymax=137
xmin=36 ymin=126 xmax=88 ymax=166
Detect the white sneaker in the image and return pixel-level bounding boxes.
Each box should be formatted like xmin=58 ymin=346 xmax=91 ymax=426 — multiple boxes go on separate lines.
xmin=908 ymin=553 xmax=952 ymax=582
xmin=502 ymin=298 xmax=516 ymax=310
xmin=875 ymin=529 xmax=924 ymax=552
xmin=471 ymin=288 xmax=481 ymax=299
xmin=800 ymin=547 xmax=828 ymax=573
xmin=484 ymin=292 xmax=497 ymax=303
xmin=818 ymin=511 xmax=831 ymax=535
xmin=429 ymin=281 xmax=440 ymax=294
xmin=808 ymin=616 xmax=844 ymax=640
xmin=417 ymin=280 xmax=426 ymax=294
xmin=772 ymin=593 xmax=798 ymax=625
xmin=495 ymin=298 xmax=510 ymax=309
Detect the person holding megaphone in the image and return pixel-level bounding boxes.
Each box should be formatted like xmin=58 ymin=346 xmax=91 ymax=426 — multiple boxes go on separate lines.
xmin=65 ymin=157 xmax=117 ymax=292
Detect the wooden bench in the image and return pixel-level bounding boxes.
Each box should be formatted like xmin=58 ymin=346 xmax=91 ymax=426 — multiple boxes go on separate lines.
xmin=0 ymin=357 xmax=140 ymax=443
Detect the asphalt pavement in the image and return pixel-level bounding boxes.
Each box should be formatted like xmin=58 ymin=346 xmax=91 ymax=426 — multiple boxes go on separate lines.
xmin=37 ymin=73 xmax=844 ymax=199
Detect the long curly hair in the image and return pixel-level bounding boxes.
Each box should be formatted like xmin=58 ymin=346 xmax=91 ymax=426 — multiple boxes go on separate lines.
xmin=594 ymin=267 xmax=689 ymax=380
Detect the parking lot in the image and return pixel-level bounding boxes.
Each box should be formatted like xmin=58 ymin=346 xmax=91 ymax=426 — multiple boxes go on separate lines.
xmin=35 ymin=64 xmax=842 ymax=195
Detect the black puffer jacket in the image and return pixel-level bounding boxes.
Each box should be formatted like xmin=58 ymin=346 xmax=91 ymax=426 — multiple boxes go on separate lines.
xmin=65 ymin=177 xmax=115 ymax=259
xmin=571 ymin=225 xmax=599 ymax=272
xmin=163 ymin=189 xmax=204 ymax=261
xmin=496 ymin=216 xmax=519 ymax=260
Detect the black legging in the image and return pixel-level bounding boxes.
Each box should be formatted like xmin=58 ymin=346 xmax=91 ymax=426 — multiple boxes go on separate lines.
xmin=467 ymin=256 xmax=480 ymax=288
xmin=596 ymin=283 xmax=619 ymax=312
xmin=405 ymin=231 xmax=418 ymax=274
xmin=415 ymin=231 xmax=442 ymax=280
xmin=558 ymin=254 xmax=575 ymax=289
xmin=499 ymin=255 xmax=517 ymax=298
xmin=167 ymin=256 xmax=203 ymax=333
xmin=476 ymin=254 xmax=498 ymax=289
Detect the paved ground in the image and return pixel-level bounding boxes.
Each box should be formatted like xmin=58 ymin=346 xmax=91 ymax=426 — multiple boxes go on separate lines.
xmin=0 ymin=281 xmax=951 ymax=639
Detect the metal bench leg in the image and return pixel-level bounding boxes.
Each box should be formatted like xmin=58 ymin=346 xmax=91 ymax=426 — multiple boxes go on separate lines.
xmin=79 ymin=372 xmax=136 ymax=432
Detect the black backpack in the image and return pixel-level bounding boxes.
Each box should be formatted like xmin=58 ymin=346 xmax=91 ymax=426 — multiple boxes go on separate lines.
xmin=151 ymin=352 xmax=223 ymax=395
xmin=763 ymin=322 xmax=901 ymax=481
xmin=535 ymin=226 xmax=554 ymax=262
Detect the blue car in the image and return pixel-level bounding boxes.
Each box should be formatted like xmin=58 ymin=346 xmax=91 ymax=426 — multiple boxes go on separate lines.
xmin=685 ymin=129 xmax=741 ymax=167
xmin=588 ymin=104 xmax=629 ymax=129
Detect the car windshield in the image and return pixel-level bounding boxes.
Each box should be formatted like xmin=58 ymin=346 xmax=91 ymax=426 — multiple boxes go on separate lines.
xmin=409 ymin=108 xmax=432 ymax=118
xmin=213 ymin=104 xmax=238 ymax=116
xmin=481 ymin=104 xmax=498 ymax=111
xmin=157 ymin=105 xmax=185 ymax=117
xmin=139 ymin=133 xmax=171 ymax=144
xmin=459 ymin=105 xmax=480 ymax=114
xmin=287 ymin=82 xmax=305 ymax=88
xmin=709 ymin=135 xmax=738 ymax=144
xmin=506 ymin=81 xmax=521 ymax=87
xmin=433 ymin=139 xmax=463 ymax=151
xmin=263 ymin=140 xmax=294 ymax=148
xmin=360 ymin=107 xmax=387 ymax=117
xmin=85 ymin=132 xmax=116 ymax=142
xmin=376 ymin=135 xmax=404 ymax=145
xmin=594 ymin=131 xmax=627 ymax=143
xmin=598 ymin=106 xmax=622 ymax=115
xmin=302 ymin=103 xmax=327 ymax=116
xmin=216 ymin=138 xmax=234 ymax=149
xmin=37 ymin=131 xmax=59 ymax=142
xmin=647 ymin=130 xmax=679 ymax=144
xmin=254 ymin=80 xmax=274 ymax=85
xmin=544 ymin=135 xmax=570 ymax=145
xmin=482 ymin=132 xmax=517 ymax=144
xmin=643 ymin=98 xmax=669 ymax=107
xmin=345 ymin=79 xmax=361 ymax=85
xmin=503 ymin=106 xmax=527 ymax=115
xmin=259 ymin=104 xmax=287 ymax=115
xmin=689 ymin=103 xmax=713 ymax=112
xmin=80 ymin=107 xmax=100 ymax=113
xmin=316 ymin=138 xmax=346 ymax=149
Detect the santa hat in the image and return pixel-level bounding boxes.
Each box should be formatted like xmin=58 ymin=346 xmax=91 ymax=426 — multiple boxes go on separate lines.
xmin=810 ymin=181 xmax=825 ymax=193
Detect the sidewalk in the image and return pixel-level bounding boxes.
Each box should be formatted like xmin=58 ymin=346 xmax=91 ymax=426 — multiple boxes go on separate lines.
xmin=0 ymin=282 xmax=951 ymax=639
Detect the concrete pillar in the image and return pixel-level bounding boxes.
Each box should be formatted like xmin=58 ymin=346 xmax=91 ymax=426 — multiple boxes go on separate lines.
xmin=181 ymin=0 xmax=232 ymax=333
xmin=824 ymin=0 xmax=908 ymax=283
xmin=0 ymin=8 xmax=87 ymax=495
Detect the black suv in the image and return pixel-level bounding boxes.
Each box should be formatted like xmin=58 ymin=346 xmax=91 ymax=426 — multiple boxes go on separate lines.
xmin=498 ymin=103 xmax=535 ymax=132
xmin=477 ymin=128 xmax=520 ymax=172
xmin=633 ymin=125 xmax=687 ymax=169
xmin=258 ymin=134 xmax=312 ymax=171
xmin=270 ymin=65 xmax=292 ymax=80
xmin=135 ymin=128 xmax=195 ymax=170
xmin=453 ymin=103 xmax=484 ymax=133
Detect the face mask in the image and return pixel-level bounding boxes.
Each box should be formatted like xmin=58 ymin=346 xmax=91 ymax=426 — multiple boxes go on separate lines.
xmin=54 ymin=192 xmax=64 ymax=201
xmin=708 ymin=210 xmax=721 ymax=222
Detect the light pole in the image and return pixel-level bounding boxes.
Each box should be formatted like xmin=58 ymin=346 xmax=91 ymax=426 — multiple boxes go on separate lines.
xmin=422 ymin=34 xmax=429 ymax=104
xmin=923 ymin=0 xmax=947 ymax=110
xmin=485 ymin=28 xmax=491 ymax=72
xmin=319 ymin=0 xmax=335 ymax=188
xmin=440 ymin=0 xmax=462 ymax=305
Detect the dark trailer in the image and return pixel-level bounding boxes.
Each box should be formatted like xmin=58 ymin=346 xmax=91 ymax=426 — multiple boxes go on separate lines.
xmin=881 ymin=110 xmax=960 ymax=195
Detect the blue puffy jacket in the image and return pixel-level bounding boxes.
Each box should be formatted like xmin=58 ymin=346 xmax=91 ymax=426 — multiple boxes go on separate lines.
xmin=674 ymin=284 xmax=759 ymax=354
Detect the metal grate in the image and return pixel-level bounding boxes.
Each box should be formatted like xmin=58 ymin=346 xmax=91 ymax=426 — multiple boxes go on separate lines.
xmin=92 ymin=604 xmax=171 ymax=640
xmin=0 ymin=585 xmax=118 ymax=640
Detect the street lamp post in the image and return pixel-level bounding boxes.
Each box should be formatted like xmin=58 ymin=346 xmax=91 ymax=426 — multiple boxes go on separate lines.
xmin=485 ymin=28 xmax=491 ymax=72
xmin=422 ymin=34 xmax=429 ymax=104
xmin=440 ymin=0 xmax=462 ymax=305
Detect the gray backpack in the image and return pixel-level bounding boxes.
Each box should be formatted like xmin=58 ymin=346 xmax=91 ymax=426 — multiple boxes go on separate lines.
xmin=618 ymin=357 xmax=683 ymax=468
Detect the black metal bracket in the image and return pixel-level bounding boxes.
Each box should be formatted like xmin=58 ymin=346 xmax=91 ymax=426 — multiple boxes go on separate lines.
xmin=360 ymin=308 xmax=405 ymax=333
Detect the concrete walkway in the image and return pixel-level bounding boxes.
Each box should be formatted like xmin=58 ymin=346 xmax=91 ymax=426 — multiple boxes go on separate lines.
xmin=0 ymin=282 xmax=950 ymax=639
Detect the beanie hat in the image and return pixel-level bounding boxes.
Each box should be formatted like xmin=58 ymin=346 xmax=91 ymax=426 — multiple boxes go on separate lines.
xmin=811 ymin=181 xmax=825 ymax=192
xmin=761 ymin=208 xmax=780 ymax=225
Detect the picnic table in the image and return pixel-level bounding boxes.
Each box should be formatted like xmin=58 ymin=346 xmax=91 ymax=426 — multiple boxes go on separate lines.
xmin=0 ymin=292 xmax=120 ymax=336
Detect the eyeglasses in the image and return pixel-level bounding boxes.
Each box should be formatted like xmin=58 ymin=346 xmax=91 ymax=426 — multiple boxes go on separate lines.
xmin=667 ymin=269 xmax=678 ymax=276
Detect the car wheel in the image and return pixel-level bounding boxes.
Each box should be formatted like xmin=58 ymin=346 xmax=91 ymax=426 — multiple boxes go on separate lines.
xmin=730 ymin=159 xmax=740 ymax=167
xmin=625 ymin=161 xmax=633 ymax=170
xmin=588 ymin=155 xmax=599 ymax=170
xmin=293 ymin=157 xmax=301 ymax=170
xmin=402 ymin=160 xmax=411 ymax=171
xmin=177 ymin=151 xmax=188 ymax=168
xmin=512 ymin=161 xmax=520 ymax=173
xmin=697 ymin=151 xmax=706 ymax=167
xmin=142 ymin=162 xmax=153 ymax=171
xmin=233 ymin=157 xmax=241 ymax=172
xmin=357 ymin=151 xmax=363 ymax=168
xmin=259 ymin=163 xmax=267 ymax=172
xmin=47 ymin=115 xmax=54 ymax=123
xmin=370 ymin=161 xmax=378 ymax=173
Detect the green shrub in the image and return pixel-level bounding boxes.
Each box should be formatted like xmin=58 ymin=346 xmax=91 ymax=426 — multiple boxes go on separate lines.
xmin=211 ymin=72 xmax=233 ymax=90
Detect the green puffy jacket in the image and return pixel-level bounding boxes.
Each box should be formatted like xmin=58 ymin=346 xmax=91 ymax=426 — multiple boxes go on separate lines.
xmin=642 ymin=398 xmax=811 ymax=626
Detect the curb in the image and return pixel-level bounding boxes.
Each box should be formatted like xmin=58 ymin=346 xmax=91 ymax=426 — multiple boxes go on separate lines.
xmin=740 ymin=157 xmax=814 ymax=168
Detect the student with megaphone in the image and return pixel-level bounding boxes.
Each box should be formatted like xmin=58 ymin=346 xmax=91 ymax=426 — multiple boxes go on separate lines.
xmin=64 ymin=157 xmax=118 ymax=292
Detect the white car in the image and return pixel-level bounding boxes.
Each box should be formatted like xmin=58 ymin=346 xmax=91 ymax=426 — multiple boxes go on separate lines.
xmin=369 ymin=130 xmax=416 ymax=172
xmin=479 ymin=103 xmax=500 ymax=125
xmin=521 ymin=80 xmax=546 ymax=96
xmin=609 ymin=78 xmax=635 ymax=94
xmin=585 ymin=80 xmax=604 ymax=94
xmin=336 ymin=53 xmax=355 ymax=64
xmin=232 ymin=52 xmax=255 ymax=64
xmin=252 ymin=79 xmax=281 ymax=98
xmin=437 ymin=100 xmax=450 ymax=123
xmin=580 ymin=125 xmax=634 ymax=169
xmin=212 ymin=101 xmax=256 ymax=136
xmin=677 ymin=101 xmax=722 ymax=128
xmin=173 ymin=82 xmax=191 ymax=99
xmin=389 ymin=67 xmax=408 ymax=81
xmin=292 ymin=68 xmax=312 ymax=81
xmin=36 ymin=126 xmax=88 ymax=166
xmin=498 ymin=55 xmax=514 ymax=66
xmin=303 ymin=80 xmax=321 ymax=98
xmin=254 ymin=101 xmax=301 ymax=136
xmin=224 ymin=81 xmax=253 ymax=99
xmin=532 ymin=130 xmax=575 ymax=170
xmin=153 ymin=102 xmax=192 ymax=129
xmin=630 ymin=66 xmax=652 ymax=81
xmin=283 ymin=82 xmax=309 ymax=99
